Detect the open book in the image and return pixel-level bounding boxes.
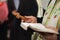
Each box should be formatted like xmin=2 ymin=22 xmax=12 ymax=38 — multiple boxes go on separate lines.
xmin=20 ymin=22 xmax=59 ymax=34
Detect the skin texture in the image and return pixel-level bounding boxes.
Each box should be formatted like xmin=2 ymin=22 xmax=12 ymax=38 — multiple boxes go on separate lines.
xmin=12 ymin=10 xmax=37 ymax=23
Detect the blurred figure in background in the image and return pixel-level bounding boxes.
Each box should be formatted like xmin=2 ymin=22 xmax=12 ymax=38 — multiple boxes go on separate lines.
xmin=0 ymin=0 xmax=8 ymax=40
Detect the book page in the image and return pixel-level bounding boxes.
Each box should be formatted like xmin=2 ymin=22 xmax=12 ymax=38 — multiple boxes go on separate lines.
xmin=20 ymin=22 xmax=59 ymax=34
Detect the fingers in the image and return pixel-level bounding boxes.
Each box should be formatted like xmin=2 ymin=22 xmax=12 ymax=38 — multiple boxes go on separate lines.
xmin=21 ymin=18 xmax=33 ymax=23
xmin=21 ymin=16 xmax=37 ymax=23
xmin=12 ymin=11 xmax=37 ymax=23
xmin=25 ymin=16 xmax=37 ymax=23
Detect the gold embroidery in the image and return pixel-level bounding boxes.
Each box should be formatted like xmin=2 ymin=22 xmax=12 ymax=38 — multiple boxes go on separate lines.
xmin=56 ymin=17 xmax=60 ymax=29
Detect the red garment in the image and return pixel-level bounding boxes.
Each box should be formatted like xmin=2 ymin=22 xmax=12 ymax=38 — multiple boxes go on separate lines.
xmin=0 ymin=2 xmax=8 ymax=21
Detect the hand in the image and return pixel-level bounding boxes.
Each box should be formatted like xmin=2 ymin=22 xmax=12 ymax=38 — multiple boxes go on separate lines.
xmin=40 ymin=33 xmax=57 ymax=40
xmin=40 ymin=26 xmax=58 ymax=40
xmin=21 ymin=16 xmax=37 ymax=23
